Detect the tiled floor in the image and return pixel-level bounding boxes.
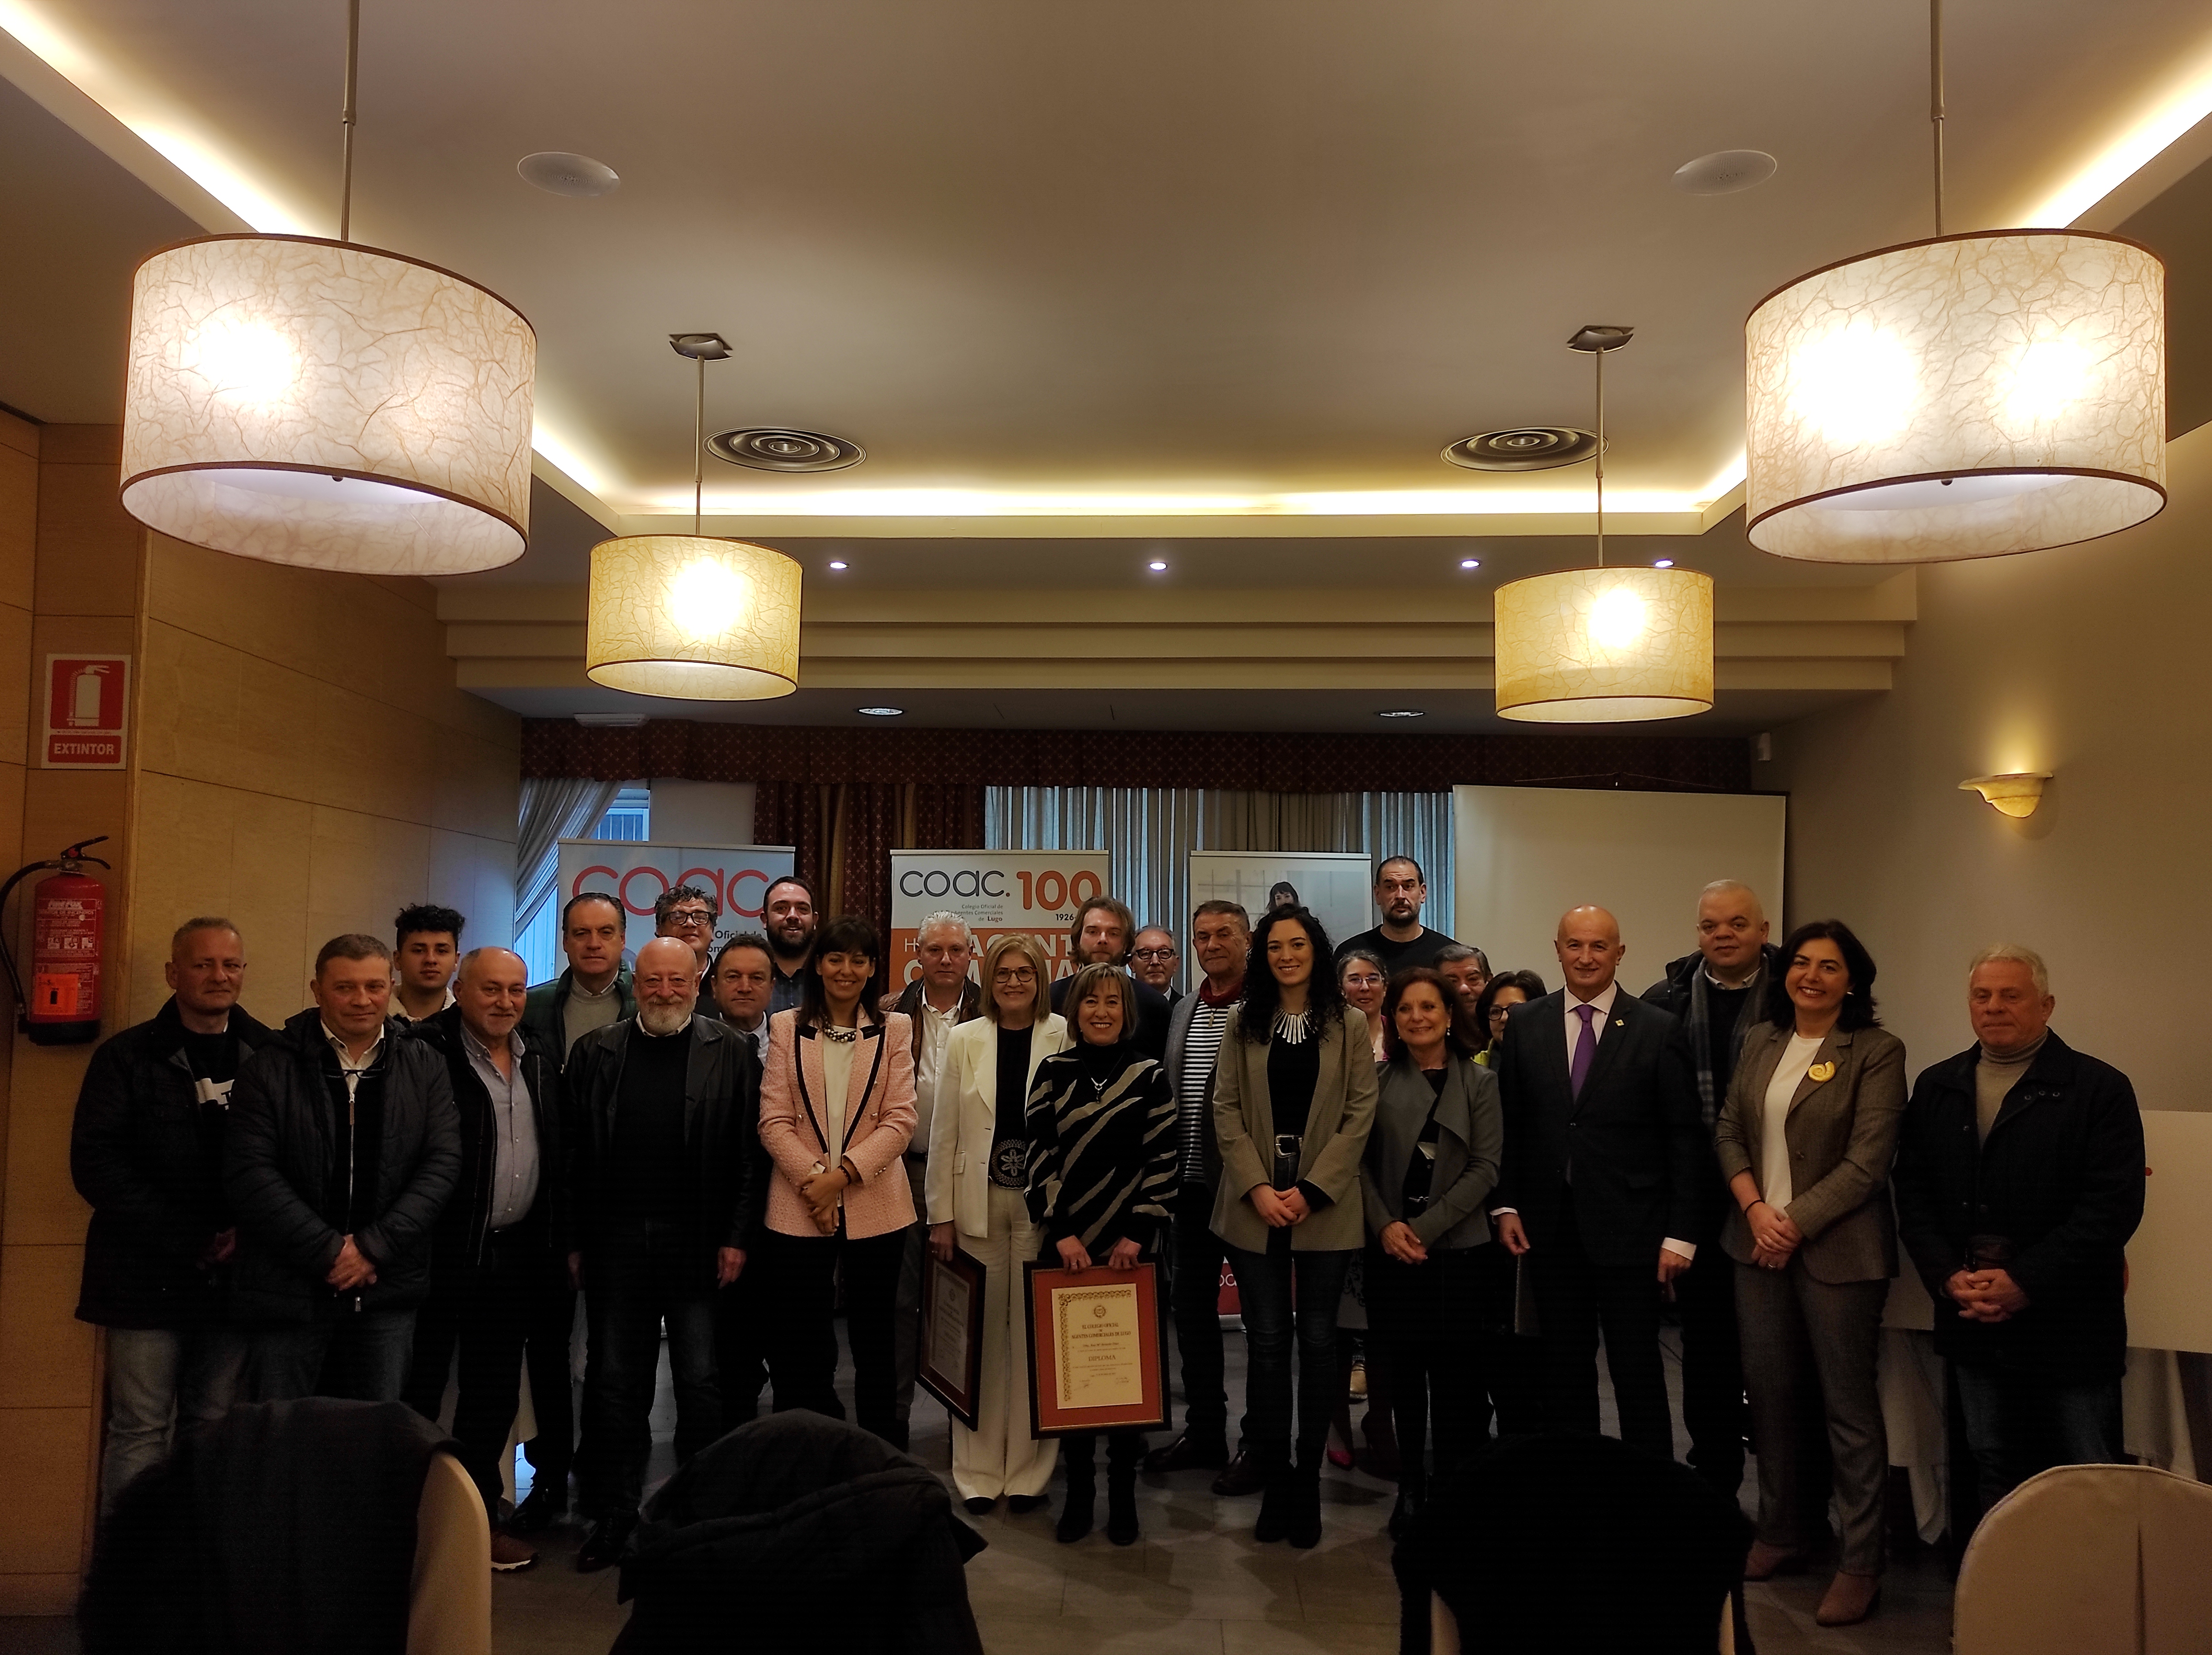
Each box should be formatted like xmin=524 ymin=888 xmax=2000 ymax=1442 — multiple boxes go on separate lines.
xmin=2 ymin=1320 xmax=1961 ymax=1655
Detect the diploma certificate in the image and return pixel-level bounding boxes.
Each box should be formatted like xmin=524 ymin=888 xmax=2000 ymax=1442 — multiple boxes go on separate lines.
xmin=1050 ymin=1282 xmax=1145 ymax=1409
xmin=1023 ymin=1261 xmax=1169 ymax=1435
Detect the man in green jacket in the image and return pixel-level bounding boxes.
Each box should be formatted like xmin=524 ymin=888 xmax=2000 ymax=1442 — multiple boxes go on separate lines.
xmin=524 ymin=891 xmax=636 ymax=1063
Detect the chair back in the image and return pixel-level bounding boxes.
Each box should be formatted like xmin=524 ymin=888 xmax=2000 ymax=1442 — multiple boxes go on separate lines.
xmin=407 ymin=1450 xmax=490 ymax=1655
xmin=1955 ymin=1462 xmax=2212 ymax=1655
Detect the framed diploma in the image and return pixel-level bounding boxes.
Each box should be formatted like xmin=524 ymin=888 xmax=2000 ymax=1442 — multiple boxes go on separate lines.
xmin=919 ymin=1246 xmax=987 ymax=1430
xmin=1023 ymin=1260 xmax=1169 ymax=1436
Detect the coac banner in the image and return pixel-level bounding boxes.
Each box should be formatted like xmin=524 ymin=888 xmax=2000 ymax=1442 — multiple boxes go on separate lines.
xmin=890 ymin=849 xmax=1113 ymax=986
xmin=556 ymin=840 xmax=796 ymax=959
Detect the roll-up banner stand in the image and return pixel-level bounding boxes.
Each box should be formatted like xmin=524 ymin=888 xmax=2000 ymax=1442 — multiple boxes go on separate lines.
xmin=557 ymin=840 xmax=796 ymax=963
xmin=890 ymin=849 xmax=1113 ymax=986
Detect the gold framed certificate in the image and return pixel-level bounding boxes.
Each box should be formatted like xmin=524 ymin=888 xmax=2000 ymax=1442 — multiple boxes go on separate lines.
xmin=1023 ymin=1260 xmax=1169 ymax=1436
xmin=918 ymin=1246 xmax=986 ymax=1430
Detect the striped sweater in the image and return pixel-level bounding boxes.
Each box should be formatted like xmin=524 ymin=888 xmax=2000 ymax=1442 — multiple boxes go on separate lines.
xmin=1024 ymin=1042 xmax=1178 ymax=1253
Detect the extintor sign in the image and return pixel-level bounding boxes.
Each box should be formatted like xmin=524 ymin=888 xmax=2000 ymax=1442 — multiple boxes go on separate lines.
xmin=42 ymin=655 xmax=131 ymax=769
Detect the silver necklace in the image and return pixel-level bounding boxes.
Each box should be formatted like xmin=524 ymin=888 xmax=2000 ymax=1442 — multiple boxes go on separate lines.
xmin=1273 ymin=1009 xmax=1312 ymax=1045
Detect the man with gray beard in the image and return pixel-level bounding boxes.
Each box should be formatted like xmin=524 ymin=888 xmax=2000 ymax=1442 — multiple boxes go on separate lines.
xmin=567 ymin=937 xmax=761 ymax=1572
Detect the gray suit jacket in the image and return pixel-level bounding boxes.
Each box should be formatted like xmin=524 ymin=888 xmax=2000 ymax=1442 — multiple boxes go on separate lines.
xmin=1714 ymin=1020 xmax=1908 ymax=1283
xmin=1360 ymin=1051 xmax=1502 ymax=1252
xmin=1209 ymin=1007 xmax=1377 ymax=1253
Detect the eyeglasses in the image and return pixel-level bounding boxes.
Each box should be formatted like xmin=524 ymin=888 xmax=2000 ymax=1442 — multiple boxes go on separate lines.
xmin=993 ymin=968 xmax=1037 ymax=985
xmin=1131 ymin=948 xmax=1176 ymax=962
xmin=667 ymin=909 xmax=717 ymax=928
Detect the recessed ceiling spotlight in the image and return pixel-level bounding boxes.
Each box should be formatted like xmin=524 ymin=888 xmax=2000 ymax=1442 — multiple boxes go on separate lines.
xmin=517 ymin=152 xmax=621 ymax=197
xmin=1671 ymin=149 xmax=1778 ymax=196
xmin=707 ymin=428 xmax=866 ymax=472
xmin=1377 ymin=708 xmax=1425 ymax=719
xmin=827 ymin=559 xmax=848 ymax=570
xmin=1652 ymin=557 xmax=1675 ymax=568
xmin=1444 ymin=428 xmax=1599 ymax=471
xmin=1459 ymin=558 xmax=1481 ymax=570
xmin=1147 ymin=560 xmax=1168 ymax=571
xmin=857 ymin=705 xmax=904 ymax=717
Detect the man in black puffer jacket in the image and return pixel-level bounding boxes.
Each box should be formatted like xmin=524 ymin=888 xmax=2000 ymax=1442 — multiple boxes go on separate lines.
xmin=225 ymin=934 xmax=460 ymax=1402
xmin=72 ymin=917 xmax=273 ymax=1516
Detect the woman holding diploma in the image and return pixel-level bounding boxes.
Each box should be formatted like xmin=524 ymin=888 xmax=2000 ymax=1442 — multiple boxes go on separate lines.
xmin=1025 ymin=963 xmax=1177 ymax=1545
xmin=1211 ymin=906 xmax=1377 ymax=1549
xmin=930 ymin=932 xmax=1070 ymax=1514
xmin=758 ymin=915 xmax=918 ymax=1447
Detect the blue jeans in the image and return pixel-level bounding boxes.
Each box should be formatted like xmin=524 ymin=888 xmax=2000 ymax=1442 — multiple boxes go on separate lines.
xmin=1224 ymin=1243 xmax=1352 ymax=1471
xmin=248 ymin=1307 xmax=417 ymax=1402
xmin=579 ymin=1222 xmax=721 ymax=1519
xmin=1954 ymin=1363 xmax=2124 ymax=1515
xmin=100 ymin=1324 xmax=249 ymax=1515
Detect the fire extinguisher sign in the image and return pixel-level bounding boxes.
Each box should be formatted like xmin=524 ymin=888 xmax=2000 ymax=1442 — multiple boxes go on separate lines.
xmin=41 ymin=655 xmax=130 ymax=770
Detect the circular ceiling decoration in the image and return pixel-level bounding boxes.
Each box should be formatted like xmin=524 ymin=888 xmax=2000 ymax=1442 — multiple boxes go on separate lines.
xmin=517 ymin=152 xmax=621 ymax=197
xmin=1442 ymin=427 xmax=1599 ymax=471
xmin=707 ymin=428 xmax=867 ymax=472
xmin=1672 ymin=150 xmax=1778 ymax=195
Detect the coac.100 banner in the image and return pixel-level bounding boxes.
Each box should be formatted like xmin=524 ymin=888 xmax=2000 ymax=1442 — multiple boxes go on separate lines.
xmin=890 ymin=850 xmax=1112 ymax=985
xmin=557 ymin=840 xmax=796 ymax=958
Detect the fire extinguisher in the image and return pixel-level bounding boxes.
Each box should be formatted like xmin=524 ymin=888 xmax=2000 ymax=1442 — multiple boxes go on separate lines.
xmin=0 ymin=837 xmax=112 ymax=1046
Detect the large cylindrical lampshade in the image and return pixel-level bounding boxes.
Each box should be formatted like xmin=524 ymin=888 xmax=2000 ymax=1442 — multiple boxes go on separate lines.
xmin=587 ymin=535 xmax=802 ymax=699
xmin=1494 ymin=565 xmax=1714 ymax=722
xmin=1746 ymin=231 xmax=2164 ymax=562
xmin=121 ymin=235 xmax=535 ymax=575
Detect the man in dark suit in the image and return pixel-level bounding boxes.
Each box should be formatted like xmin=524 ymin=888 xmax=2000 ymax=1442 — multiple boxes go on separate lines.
xmin=1047 ymin=896 xmax=1171 ymax=1060
xmin=1492 ymin=905 xmax=1704 ymax=1459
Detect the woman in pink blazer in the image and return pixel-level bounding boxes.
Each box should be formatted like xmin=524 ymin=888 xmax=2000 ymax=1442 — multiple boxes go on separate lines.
xmin=758 ymin=914 xmax=919 ymax=1445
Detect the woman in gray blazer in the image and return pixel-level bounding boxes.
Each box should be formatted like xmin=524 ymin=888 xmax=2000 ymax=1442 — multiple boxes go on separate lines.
xmin=1714 ymin=919 xmax=1907 ymax=1631
xmin=1359 ymin=966 xmax=1502 ymax=1537
xmin=1211 ymin=906 xmax=1377 ymax=1548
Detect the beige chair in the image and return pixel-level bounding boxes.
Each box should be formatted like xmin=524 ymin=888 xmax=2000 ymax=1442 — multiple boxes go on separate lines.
xmin=408 ymin=1450 xmax=492 ymax=1655
xmin=1955 ymin=1462 xmax=2212 ymax=1655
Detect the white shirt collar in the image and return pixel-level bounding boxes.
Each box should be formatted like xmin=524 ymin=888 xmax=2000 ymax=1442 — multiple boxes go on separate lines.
xmin=1567 ymin=980 xmax=1621 ymax=1016
xmin=321 ymin=1021 xmax=384 ymax=1067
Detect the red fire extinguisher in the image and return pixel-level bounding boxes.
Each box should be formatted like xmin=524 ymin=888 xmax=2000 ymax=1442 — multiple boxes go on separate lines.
xmin=0 ymin=837 xmax=112 ymax=1045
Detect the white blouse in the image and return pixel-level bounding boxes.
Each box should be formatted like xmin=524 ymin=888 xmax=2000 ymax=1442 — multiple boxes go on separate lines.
xmin=1761 ymin=1032 xmax=1825 ymax=1212
xmin=821 ymin=1029 xmax=857 ymax=1161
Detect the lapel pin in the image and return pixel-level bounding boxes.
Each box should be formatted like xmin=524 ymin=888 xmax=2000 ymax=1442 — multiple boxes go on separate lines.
xmin=1807 ymin=1061 xmax=1836 ymax=1083
xmin=1613 ymin=1018 xmax=1625 ymax=1027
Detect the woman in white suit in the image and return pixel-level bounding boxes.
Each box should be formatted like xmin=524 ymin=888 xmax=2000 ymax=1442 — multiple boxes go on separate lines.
xmin=928 ymin=932 xmax=1071 ymax=1512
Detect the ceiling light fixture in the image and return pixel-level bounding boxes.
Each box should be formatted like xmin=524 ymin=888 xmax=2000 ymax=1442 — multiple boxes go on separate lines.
xmin=585 ymin=337 xmax=801 ymax=700
xmin=1147 ymin=559 xmax=1168 ymax=571
xmin=1377 ymin=709 xmax=1425 ymax=719
xmin=517 ymin=151 xmax=620 ymax=197
xmin=1672 ymin=150 xmax=1779 ymax=195
xmin=707 ymin=428 xmax=866 ymax=473
xmin=1443 ymin=427 xmax=1599 ymax=471
xmin=1493 ymin=328 xmax=1715 ymax=723
xmin=1745 ymin=0 xmax=2165 ymax=563
xmin=1652 ymin=558 xmax=1675 ymax=568
xmin=1460 ymin=558 xmax=1481 ymax=569
xmin=119 ymin=0 xmax=534 ymax=575
xmin=857 ymin=706 xmax=905 ymax=717
xmin=827 ymin=559 xmax=848 ymax=570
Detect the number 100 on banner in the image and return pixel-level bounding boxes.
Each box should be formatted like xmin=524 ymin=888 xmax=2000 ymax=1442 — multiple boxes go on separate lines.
xmin=889 ymin=849 xmax=1113 ymax=986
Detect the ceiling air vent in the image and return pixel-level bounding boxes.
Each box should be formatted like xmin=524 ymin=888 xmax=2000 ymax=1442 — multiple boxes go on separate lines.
xmin=1442 ymin=427 xmax=1599 ymax=471
xmin=707 ymin=428 xmax=866 ymax=473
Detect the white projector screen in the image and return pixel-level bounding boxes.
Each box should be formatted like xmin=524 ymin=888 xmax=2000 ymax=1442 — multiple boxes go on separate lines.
xmin=1452 ymin=785 xmax=1787 ymax=994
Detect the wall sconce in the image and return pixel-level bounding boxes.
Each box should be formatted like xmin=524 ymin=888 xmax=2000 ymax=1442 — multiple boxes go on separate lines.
xmin=1959 ymin=773 xmax=2052 ymax=819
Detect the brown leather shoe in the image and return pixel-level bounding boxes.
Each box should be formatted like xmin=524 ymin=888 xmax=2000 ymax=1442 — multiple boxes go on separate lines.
xmin=489 ymin=1531 xmax=538 ymax=1573
xmin=1144 ymin=1430 xmax=1229 ymax=1475
xmin=1743 ymin=1540 xmax=1806 ymax=1581
xmin=1210 ymin=1450 xmax=1274 ymax=1497
xmin=1815 ymin=1571 xmax=1881 ymax=1627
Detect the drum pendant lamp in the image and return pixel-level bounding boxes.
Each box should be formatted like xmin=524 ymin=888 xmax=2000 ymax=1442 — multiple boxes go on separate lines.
xmin=585 ymin=338 xmax=802 ymax=701
xmin=119 ymin=0 xmax=535 ymax=576
xmin=1744 ymin=0 xmax=2165 ymax=563
xmin=1494 ymin=328 xmax=1715 ymax=723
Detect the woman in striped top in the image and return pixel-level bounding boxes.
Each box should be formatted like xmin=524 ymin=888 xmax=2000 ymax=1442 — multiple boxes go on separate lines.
xmin=1025 ymin=962 xmax=1178 ymax=1546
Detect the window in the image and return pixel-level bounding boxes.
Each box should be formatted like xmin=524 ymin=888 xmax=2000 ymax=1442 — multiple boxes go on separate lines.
xmin=595 ymin=785 xmax=650 ymax=842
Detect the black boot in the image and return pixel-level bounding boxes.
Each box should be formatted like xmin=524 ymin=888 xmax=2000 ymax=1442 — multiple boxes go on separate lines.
xmin=1253 ymin=1464 xmax=1294 ymax=1543
xmin=1286 ymin=1460 xmax=1324 ymax=1550
xmin=1056 ymin=1434 xmax=1096 ymax=1544
xmin=1106 ymin=1434 xmax=1141 ymax=1546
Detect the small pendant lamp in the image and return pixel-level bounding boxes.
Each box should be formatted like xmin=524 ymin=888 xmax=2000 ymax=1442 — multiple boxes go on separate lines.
xmin=584 ymin=337 xmax=802 ymax=700
xmin=1744 ymin=0 xmax=2165 ymax=563
xmin=118 ymin=0 xmax=534 ymax=576
xmin=1494 ymin=327 xmax=1715 ymax=723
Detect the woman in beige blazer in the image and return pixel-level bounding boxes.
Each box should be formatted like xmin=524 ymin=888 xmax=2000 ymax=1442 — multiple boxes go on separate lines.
xmin=758 ymin=915 xmax=918 ymax=1447
xmin=1210 ymin=906 xmax=1376 ymax=1548
xmin=1714 ymin=919 xmax=1907 ymax=1630
xmin=925 ymin=932 xmax=1069 ymax=1512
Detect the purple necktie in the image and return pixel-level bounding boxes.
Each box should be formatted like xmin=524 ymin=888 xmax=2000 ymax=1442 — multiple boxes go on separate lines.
xmin=1570 ymin=1002 xmax=1599 ymax=1098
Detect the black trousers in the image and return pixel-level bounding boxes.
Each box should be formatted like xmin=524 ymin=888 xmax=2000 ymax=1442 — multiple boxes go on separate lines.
xmin=1471 ymin=1239 xmax=1546 ymax=1438
xmin=1525 ymin=1202 xmax=1674 ymax=1460
xmin=1673 ymin=1238 xmax=1748 ymax=1496
xmin=714 ymin=1257 xmax=772 ymax=1427
xmin=1169 ymin=1185 xmax=1236 ymax=1442
xmin=402 ymin=1217 xmax=572 ymax=1515
xmin=578 ymin=1221 xmax=722 ymax=1520
xmin=1366 ymin=1245 xmax=1488 ymax=1499
xmin=766 ymin=1225 xmax=907 ymax=1446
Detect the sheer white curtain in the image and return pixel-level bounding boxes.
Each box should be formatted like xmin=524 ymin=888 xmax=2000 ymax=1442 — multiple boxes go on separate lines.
xmin=513 ymin=776 xmax=625 ymax=939
xmin=984 ymin=788 xmax=1453 ymax=940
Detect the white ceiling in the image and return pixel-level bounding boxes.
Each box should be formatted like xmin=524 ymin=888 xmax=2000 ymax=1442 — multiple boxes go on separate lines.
xmin=8 ymin=0 xmax=2212 ymax=533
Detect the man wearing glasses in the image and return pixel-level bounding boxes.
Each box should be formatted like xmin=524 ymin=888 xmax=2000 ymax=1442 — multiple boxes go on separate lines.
xmin=1131 ymin=927 xmax=1183 ymax=1007
xmin=654 ymin=886 xmax=721 ymax=980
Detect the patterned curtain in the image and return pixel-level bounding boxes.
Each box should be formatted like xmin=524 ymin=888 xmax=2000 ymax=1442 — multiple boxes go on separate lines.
xmin=756 ymin=780 xmax=985 ymax=946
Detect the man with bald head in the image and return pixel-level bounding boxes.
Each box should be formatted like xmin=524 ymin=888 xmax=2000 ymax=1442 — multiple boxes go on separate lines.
xmin=566 ymin=935 xmax=762 ymax=1571
xmin=402 ymin=945 xmax=573 ymax=1571
xmin=1641 ymin=879 xmax=1779 ymax=1498
xmin=1491 ymin=905 xmax=1703 ymax=1458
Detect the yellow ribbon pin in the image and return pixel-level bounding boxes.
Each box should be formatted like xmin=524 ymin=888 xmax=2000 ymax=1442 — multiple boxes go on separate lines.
xmin=1807 ymin=1061 xmax=1836 ymax=1083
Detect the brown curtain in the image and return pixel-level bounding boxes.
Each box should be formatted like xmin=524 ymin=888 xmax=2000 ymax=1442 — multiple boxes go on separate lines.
xmin=754 ymin=780 xmax=985 ymax=944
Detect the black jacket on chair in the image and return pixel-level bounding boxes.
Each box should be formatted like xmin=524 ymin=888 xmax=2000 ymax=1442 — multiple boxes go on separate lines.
xmin=1490 ymin=989 xmax=1704 ymax=1268
xmin=222 ymin=1010 xmax=461 ymax=1322
xmin=566 ymin=1014 xmax=764 ymax=1271
xmin=71 ymin=998 xmax=276 ymax=1329
xmin=1893 ymin=1031 xmax=2144 ymax=1382
xmin=405 ymin=1007 xmax=573 ymax=1263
